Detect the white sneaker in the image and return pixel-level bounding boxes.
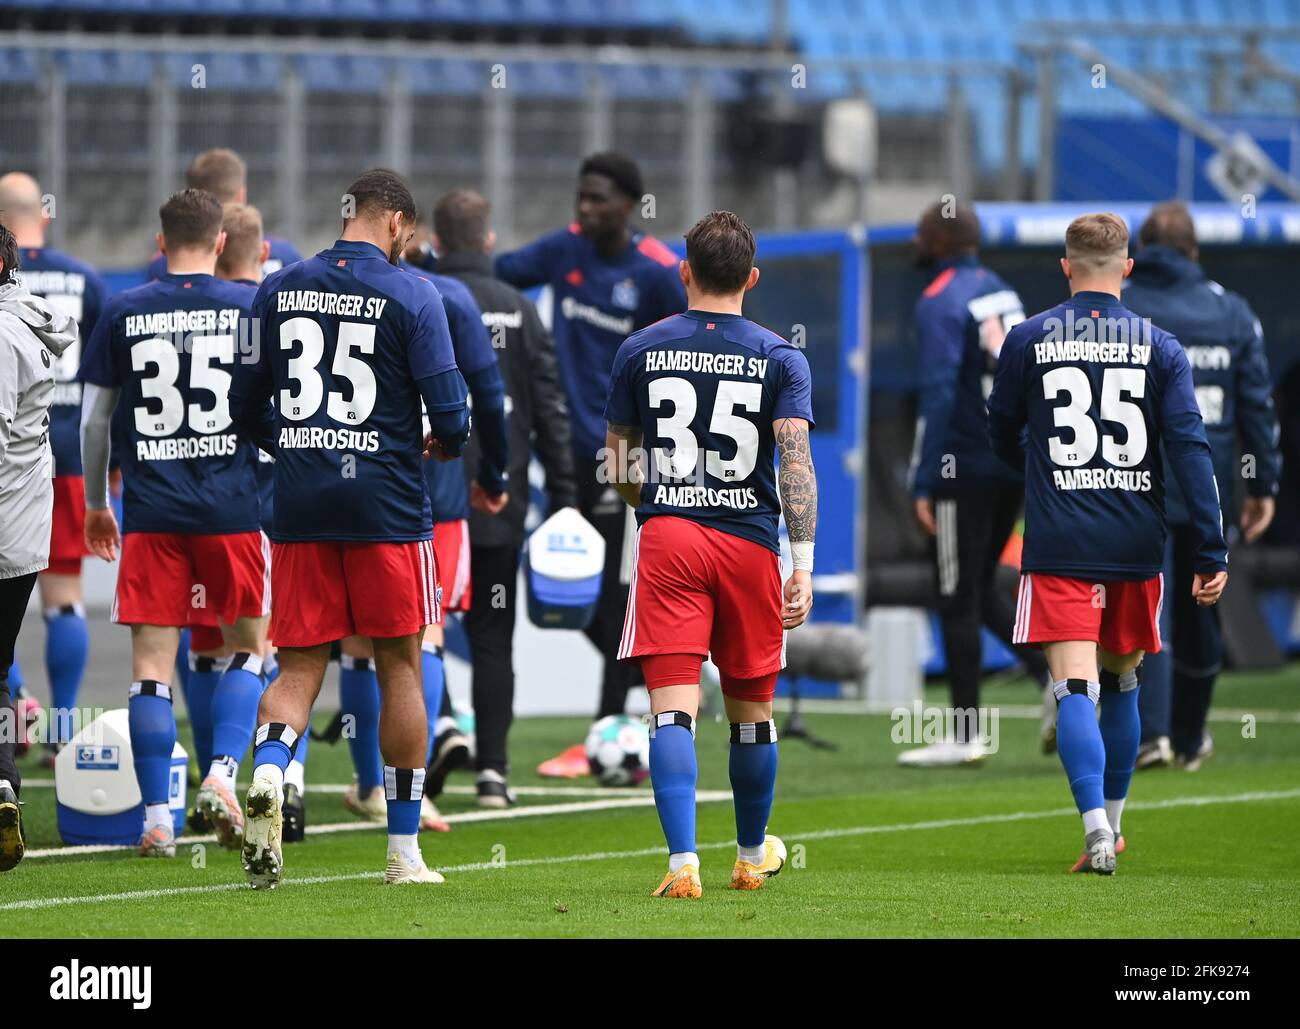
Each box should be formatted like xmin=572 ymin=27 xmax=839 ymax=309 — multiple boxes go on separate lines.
xmin=1135 ymin=736 xmax=1173 ymax=770
xmin=896 ymin=739 xmax=989 ymax=767
xmin=1178 ymin=733 xmax=1215 ymax=772
xmin=241 ymin=777 xmax=283 ymax=891
xmin=343 ymin=783 xmax=387 ymax=821
xmin=383 ymin=849 xmax=445 ymax=885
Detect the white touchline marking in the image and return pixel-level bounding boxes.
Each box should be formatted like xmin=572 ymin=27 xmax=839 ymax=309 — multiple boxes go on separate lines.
xmin=299 ymin=784 xmax=672 ymax=799
xmin=781 ymin=699 xmax=1300 ymax=724
xmin=4 ymin=788 xmax=1297 ymax=912
xmin=18 ymin=791 xmax=735 ymax=860
xmin=17 ymin=780 xmax=670 ymax=799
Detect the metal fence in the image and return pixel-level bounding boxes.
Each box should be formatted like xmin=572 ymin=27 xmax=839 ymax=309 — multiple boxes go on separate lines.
xmin=1 ymin=28 xmax=1296 ymax=267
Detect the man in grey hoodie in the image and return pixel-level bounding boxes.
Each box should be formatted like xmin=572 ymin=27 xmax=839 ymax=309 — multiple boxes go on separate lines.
xmin=0 ymin=222 xmax=78 ymax=871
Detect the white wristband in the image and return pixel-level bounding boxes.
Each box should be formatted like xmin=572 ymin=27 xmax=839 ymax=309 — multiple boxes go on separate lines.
xmin=791 ymin=541 xmax=814 ymax=572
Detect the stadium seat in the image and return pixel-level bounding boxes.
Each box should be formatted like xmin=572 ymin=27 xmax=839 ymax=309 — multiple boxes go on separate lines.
xmin=421 ymin=0 xmax=477 ymax=23
xmin=171 ymin=51 xmax=283 ymax=90
xmin=56 ymin=48 xmax=153 ymax=87
xmin=0 ymin=48 xmax=41 ymax=84
xmin=297 ymin=54 xmax=388 ymax=94
xmin=449 ymin=0 xmax=510 ymax=24
xmin=704 ymin=67 xmax=747 ymax=103
xmin=600 ymin=63 xmax=689 ymax=101
xmin=512 ymin=61 xmax=585 ymax=99
xmin=404 ymin=58 xmax=485 ymax=96
xmin=1260 ymin=0 xmax=1295 ymax=26
xmin=372 ymin=0 xmax=421 ymax=21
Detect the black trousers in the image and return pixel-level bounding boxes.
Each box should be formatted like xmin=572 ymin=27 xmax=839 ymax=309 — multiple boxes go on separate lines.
xmin=1139 ymin=524 xmax=1224 ymax=754
xmin=0 ymin=572 xmax=39 ymax=794
xmin=931 ymin=488 xmax=1048 ymax=728
xmin=578 ymin=462 xmax=643 ymax=719
xmin=463 ymin=544 xmax=520 ymax=774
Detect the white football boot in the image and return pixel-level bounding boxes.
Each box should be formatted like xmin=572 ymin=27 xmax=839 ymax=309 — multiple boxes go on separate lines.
xmin=383 ymin=849 xmax=445 ymax=885
xmin=241 ymin=777 xmax=284 ymax=890
xmin=196 ymin=775 xmax=244 ymax=850
xmin=1081 ymin=827 xmax=1117 ymax=875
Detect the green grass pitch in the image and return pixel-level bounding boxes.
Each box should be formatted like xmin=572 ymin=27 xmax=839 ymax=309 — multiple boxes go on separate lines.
xmin=3 ymin=667 xmax=1298 ymax=938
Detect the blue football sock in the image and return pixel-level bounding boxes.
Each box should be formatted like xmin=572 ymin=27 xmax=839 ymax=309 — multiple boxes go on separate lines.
xmin=1099 ymin=669 xmax=1141 ymax=803
xmin=174 ymin=627 xmax=192 ymax=699
xmin=263 ymin=651 xmax=280 ymax=684
xmin=729 ymin=720 xmax=779 ymax=848
xmin=8 ymin=657 xmax=23 ymax=694
xmin=649 ymin=713 xmax=698 ymax=856
xmin=44 ymin=604 xmax=88 ymax=744
xmin=128 ymin=682 xmax=176 ymax=807
xmin=252 ymin=723 xmax=297 ymax=777
xmin=340 ymin=655 xmax=383 ymax=795
xmin=1055 ymin=680 xmax=1106 ymax=815
xmin=421 ymin=643 xmax=445 ymax=765
xmin=186 ymin=653 xmax=221 ymax=774
xmin=210 ymin=652 xmax=265 ymax=769
xmin=384 ymin=766 xmax=425 ymax=837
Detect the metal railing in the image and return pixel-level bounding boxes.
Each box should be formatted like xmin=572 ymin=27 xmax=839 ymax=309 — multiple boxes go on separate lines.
xmin=1 ymin=27 xmax=1294 ymax=264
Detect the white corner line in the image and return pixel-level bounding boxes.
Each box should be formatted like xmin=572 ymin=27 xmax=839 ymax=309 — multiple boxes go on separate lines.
xmin=18 ymin=790 xmax=734 ymax=861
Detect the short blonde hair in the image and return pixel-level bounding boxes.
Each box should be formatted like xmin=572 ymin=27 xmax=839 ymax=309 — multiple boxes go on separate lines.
xmin=1065 ymin=212 xmax=1129 ymax=274
xmin=217 ymin=202 xmax=263 ymax=277
xmin=187 ymin=148 xmax=247 ymax=203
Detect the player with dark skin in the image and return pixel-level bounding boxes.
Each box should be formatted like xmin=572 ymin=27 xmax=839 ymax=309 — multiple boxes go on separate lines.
xmin=910 ymin=202 xmax=981 ymax=536
xmin=577 ymin=172 xmax=638 ymax=260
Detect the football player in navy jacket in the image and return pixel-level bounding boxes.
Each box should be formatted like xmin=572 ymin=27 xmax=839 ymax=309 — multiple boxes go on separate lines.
xmin=988 ymin=213 xmax=1228 ymax=874
xmin=1123 ymin=202 xmax=1280 ymax=771
xmin=80 ymin=190 xmax=267 ymax=859
xmin=231 ymin=170 xmax=470 ymax=888
xmin=605 ymin=211 xmax=815 ymax=898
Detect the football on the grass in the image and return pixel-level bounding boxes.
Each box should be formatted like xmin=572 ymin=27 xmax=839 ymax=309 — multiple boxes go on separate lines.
xmin=585 ymin=715 xmax=650 ymax=786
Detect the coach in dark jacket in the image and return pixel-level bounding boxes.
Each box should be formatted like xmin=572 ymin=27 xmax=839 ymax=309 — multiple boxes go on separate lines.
xmin=426 ymin=188 xmax=578 ymax=800
xmin=1123 ymin=201 xmax=1281 ymax=770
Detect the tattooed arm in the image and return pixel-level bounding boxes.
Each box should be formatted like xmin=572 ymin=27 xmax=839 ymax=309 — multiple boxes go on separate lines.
xmin=775 ymin=416 xmax=817 ymax=542
xmin=775 ymin=416 xmax=816 ymax=628
xmin=605 ymin=422 xmax=646 ymax=509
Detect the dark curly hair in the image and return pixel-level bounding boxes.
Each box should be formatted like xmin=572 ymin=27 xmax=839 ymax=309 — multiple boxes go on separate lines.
xmin=579 ymin=151 xmax=645 ymax=201
xmin=344 ymin=168 xmax=417 ymax=224
xmin=0 ymin=222 xmax=19 ymax=285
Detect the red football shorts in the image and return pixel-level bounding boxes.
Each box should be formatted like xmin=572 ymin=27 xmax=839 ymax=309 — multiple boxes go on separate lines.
xmin=114 ymin=531 xmax=270 ymax=629
xmin=433 ymin=519 xmax=472 ymax=613
xmin=619 ymin=516 xmax=785 ymax=688
xmin=1012 ymin=572 xmax=1164 ymax=655
xmin=46 ymin=474 xmax=88 ymax=575
xmin=188 ymin=624 xmax=226 ymax=653
xmin=271 ymin=539 xmax=439 ymax=647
